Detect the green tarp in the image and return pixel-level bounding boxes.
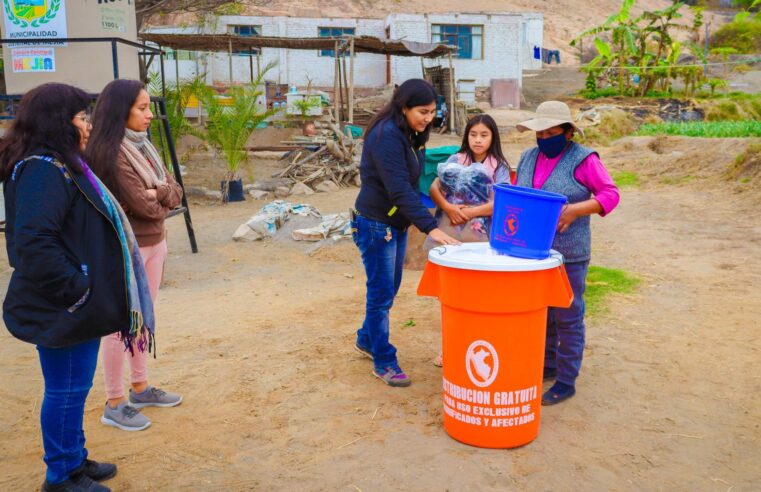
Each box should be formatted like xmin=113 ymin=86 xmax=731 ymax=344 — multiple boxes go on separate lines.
xmin=420 ymin=145 xmax=459 ymax=195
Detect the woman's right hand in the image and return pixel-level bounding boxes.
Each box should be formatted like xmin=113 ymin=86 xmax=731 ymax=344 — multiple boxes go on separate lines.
xmin=428 ymin=228 xmax=461 ymax=245
xmin=445 ymin=204 xmax=469 ymax=225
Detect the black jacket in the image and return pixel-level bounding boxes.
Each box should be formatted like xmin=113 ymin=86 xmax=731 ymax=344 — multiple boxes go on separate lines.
xmin=354 ymin=119 xmax=438 ymax=233
xmin=3 ymin=153 xmax=128 ymax=347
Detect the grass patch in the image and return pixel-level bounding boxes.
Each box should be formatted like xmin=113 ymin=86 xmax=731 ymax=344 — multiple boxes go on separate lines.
xmin=700 ymin=94 xmax=761 ymax=121
xmin=659 ymin=174 xmax=696 ymax=185
xmin=584 ymin=266 xmax=640 ymax=316
xmin=635 ymin=120 xmax=761 ymax=138
xmin=585 ymin=266 xmax=640 ymax=317
xmin=611 ymin=170 xmax=639 ymax=188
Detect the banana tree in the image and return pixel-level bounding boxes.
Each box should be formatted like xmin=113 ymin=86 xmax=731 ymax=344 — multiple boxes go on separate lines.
xmin=585 ymin=37 xmax=616 ymax=89
xmin=634 ymin=3 xmax=691 ymax=95
xmin=571 ymin=0 xmax=640 ymax=94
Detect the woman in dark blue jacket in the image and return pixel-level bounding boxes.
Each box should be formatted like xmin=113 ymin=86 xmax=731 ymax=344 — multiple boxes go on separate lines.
xmin=352 ymin=79 xmax=458 ymax=387
xmin=1 ymin=83 xmax=142 ymax=492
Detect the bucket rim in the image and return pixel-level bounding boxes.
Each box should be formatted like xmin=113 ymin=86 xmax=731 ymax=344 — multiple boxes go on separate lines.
xmin=493 ymin=184 xmax=567 ymax=203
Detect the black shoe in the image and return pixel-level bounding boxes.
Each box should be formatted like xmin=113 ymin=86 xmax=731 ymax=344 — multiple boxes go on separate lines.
xmin=42 ymin=479 xmax=81 ymax=492
xmin=69 ymin=472 xmax=111 ymax=492
xmin=82 ymin=459 xmax=117 ymax=482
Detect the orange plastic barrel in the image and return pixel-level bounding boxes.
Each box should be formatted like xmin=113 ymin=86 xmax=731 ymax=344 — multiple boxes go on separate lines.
xmin=417 ymin=242 xmax=573 ymax=448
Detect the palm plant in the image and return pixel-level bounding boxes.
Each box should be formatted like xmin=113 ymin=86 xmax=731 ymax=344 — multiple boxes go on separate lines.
xmin=147 ymin=75 xmax=206 ymax=165
xmin=195 ymin=61 xmax=279 ymax=201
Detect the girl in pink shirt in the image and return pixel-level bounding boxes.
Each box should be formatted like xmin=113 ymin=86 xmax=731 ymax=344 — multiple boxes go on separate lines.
xmin=428 ymin=114 xmax=512 ymax=244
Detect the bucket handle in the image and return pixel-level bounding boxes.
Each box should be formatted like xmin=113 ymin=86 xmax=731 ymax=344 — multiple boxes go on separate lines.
xmin=431 ymin=246 xmax=448 ymax=256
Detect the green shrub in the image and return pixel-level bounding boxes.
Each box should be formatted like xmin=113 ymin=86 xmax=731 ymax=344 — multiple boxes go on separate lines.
xmin=710 ymin=17 xmax=761 ymax=53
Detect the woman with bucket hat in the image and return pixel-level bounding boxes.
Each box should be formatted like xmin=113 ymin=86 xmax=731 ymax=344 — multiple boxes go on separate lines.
xmin=515 ymin=101 xmax=620 ymax=405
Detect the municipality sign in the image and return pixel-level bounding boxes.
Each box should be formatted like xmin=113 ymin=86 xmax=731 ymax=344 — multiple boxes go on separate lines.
xmin=2 ymin=0 xmax=67 ymax=42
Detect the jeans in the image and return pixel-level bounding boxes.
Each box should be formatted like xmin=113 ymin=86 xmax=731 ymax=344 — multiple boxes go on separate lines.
xmin=37 ymin=338 xmax=101 ymax=484
xmin=545 ymin=261 xmax=588 ymax=386
xmin=352 ymin=214 xmax=408 ymax=370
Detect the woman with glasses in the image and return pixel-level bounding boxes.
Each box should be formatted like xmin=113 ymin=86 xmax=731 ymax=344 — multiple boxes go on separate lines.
xmin=1 ymin=82 xmax=154 ymax=491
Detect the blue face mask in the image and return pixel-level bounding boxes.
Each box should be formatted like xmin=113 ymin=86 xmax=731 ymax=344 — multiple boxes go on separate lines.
xmin=537 ymin=133 xmax=568 ymax=158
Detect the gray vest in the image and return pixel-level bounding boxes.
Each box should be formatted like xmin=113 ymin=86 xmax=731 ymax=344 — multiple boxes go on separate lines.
xmin=516 ymin=142 xmax=596 ymax=263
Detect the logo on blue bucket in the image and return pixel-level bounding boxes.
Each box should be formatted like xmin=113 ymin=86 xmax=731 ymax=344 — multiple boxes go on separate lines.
xmin=490 ymin=184 xmax=567 ymax=260
xmin=503 ymin=213 xmax=519 ymax=237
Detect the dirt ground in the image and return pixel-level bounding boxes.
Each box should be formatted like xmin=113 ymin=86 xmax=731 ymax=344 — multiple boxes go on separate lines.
xmin=1 ymin=128 xmax=761 ymax=490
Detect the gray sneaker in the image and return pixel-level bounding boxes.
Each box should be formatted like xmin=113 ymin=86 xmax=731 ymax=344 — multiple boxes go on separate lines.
xmin=101 ymin=402 xmax=151 ymax=431
xmin=129 ymin=386 xmax=183 ymax=408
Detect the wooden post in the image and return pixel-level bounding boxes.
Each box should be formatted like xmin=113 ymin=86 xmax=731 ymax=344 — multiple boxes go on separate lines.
xmin=333 ymin=41 xmax=340 ymax=122
xmin=256 ymin=51 xmax=261 ymax=77
xmin=348 ymin=37 xmax=355 ymax=124
xmin=174 ymin=52 xmax=180 ymax=85
xmin=448 ymin=50 xmax=456 ymax=134
xmin=341 ymin=43 xmax=349 ymax=124
xmin=249 ymin=50 xmax=254 ymax=83
xmin=337 ymin=48 xmax=345 ymax=123
xmin=228 ymin=37 xmax=233 ymax=87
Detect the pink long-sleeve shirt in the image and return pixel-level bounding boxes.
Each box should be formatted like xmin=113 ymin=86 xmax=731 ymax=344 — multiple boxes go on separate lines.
xmin=533 ymin=151 xmax=620 ymax=215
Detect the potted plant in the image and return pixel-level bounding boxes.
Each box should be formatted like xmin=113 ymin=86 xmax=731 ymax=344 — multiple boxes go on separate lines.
xmin=290 ymin=78 xmax=322 ymax=135
xmin=196 ymin=62 xmax=279 ymax=202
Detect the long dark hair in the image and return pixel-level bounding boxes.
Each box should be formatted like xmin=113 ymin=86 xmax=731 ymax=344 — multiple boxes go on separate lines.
xmin=458 ymin=114 xmax=510 ymax=172
xmin=0 ymin=83 xmax=91 ymax=181
xmin=365 ymin=79 xmax=437 ymax=149
xmin=86 ymin=79 xmax=145 ymax=191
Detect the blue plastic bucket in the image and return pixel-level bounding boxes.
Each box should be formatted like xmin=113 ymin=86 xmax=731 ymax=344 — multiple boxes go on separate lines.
xmin=490 ymin=184 xmax=567 ymax=259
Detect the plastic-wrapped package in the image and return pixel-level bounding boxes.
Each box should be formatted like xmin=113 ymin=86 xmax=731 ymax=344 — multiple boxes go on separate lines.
xmin=424 ymin=161 xmax=495 ymax=248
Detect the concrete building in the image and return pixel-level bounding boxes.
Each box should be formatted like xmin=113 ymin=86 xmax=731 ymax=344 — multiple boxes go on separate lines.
xmin=146 ymin=11 xmax=543 ymax=99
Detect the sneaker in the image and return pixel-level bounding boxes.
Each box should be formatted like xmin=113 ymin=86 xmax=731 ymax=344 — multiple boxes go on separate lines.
xmin=42 ymin=473 xmax=111 ymax=492
xmin=69 ymin=472 xmax=111 ymax=492
xmin=81 ymin=459 xmax=117 ymax=482
xmin=373 ymin=366 xmax=411 ymax=387
xmin=354 ymin=342 xmax=373 ymax=360
xmin=129 ymin=386 xmax=182 ymax=408
xmin=101 ymin=402 xmax=151 ymax=431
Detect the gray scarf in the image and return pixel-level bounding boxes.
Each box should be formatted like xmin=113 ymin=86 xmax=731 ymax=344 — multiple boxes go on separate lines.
xmin=122 ymin=128 xmax=167 ymax=187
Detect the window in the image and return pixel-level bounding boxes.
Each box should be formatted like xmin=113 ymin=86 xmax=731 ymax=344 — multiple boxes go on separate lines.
xmin=318 ymin=27 xmax=356 ymax=57
xmin=228 ymin=25 xmax=262 ymax=55
xmin=432 ymin=24 xmax=483 ymax=60
xmin=165 ymin=49 xmax=197 ymax=61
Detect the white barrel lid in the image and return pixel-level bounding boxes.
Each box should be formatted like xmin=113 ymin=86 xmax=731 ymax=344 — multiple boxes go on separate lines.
xmin=427 ymin=242 xmax=564 ymax=272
